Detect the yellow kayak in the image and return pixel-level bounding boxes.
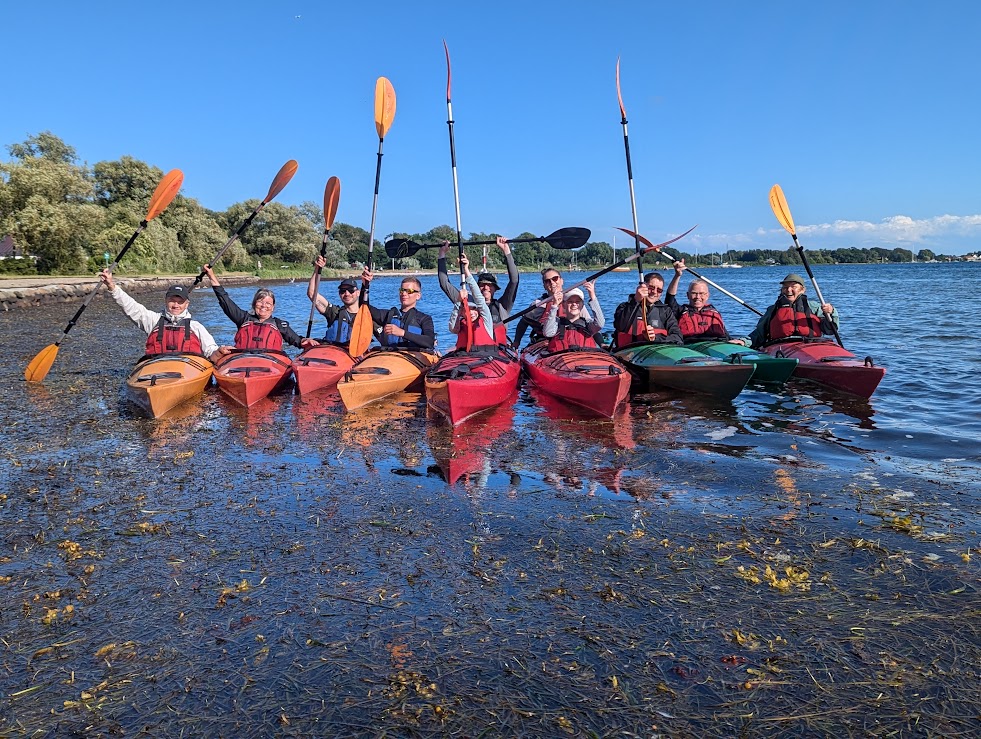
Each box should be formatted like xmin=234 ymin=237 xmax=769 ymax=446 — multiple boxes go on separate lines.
xmin=124 ymin=353 xmax=214 ymax=418
xmin=337 ymin=348 xmax=439 ymax=411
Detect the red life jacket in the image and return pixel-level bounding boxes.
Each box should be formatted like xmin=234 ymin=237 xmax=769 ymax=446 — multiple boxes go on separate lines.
xmin=145 ymin=317 xmax=204 ymax=355
xmin=492 ymin=323 xmax=509 ymax=345
xmin=454 ymin=314 xmax=497 ymax=350
xmin=677 ymin=304 xmax=728 ymax=339
xmin=547 ymin=318 xmax=600 ymax=352
xmin=614 ymin=302 xmax=666 ymax=348
xmin=234 ymin=320 xmax=284 ymax=350
xmin=767 ymin=296 xmax=821 ymax=340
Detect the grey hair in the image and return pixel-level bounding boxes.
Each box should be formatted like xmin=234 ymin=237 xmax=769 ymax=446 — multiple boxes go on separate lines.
xmin=252 ymin=288 xmax=276 ymax=309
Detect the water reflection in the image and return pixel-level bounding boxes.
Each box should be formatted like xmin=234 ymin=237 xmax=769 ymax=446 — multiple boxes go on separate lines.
xmin=427 ymin=398 xmax=516 ymax=485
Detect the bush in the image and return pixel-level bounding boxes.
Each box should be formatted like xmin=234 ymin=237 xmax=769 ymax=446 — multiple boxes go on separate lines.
xmin=0 ymin=257 xmax=39 ymax=276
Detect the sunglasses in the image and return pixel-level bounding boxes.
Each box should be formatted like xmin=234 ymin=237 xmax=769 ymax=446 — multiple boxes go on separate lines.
xmin=338 ymin=286 xmax=357 ymax=294
xmin=646 ymin=285 xmax=663 ymax=293
xmin=542 ymin=275 xmax=561 ymax=285
xmin=399 ymin=287 xmax=420 ymax=295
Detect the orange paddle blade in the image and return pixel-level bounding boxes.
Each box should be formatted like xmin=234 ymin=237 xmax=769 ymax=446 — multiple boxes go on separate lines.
xmin=146 ymin=169 xmax=184 ymax=221
xmin=24 ymin=344 xmax=59 ymax=383
xmin=323 ymin=176 xmax=341 ymax=230
xmin=769 ymin=184 xmax=796 ymax=235
xmin=264 ymin=160 xmax=299 ymax=203
xmin=615 ymin=57 xmax=626 ymax=120
xmin=374 ymin=77 xmax=396 ymax=138
xmin=349 ymin=305 xmax=374 ymax=357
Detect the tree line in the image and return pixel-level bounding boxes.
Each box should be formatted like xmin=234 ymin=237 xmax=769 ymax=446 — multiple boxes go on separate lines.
xmin=0 ymin=132 xmax=959 ymax=277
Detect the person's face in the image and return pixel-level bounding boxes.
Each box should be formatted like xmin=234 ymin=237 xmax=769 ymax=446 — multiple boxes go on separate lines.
xmin=478 ymin=282 xmax=496 ymax=301
xmin=167 ymin=296 xmax=189 ymax=314
xmin=399 ymin=282 xmax=421 ymax=309
xmin=781 ymin=282 xmax=805 ymax=300
xmin=338 ymin=284 xmax=359 ymax=307
xmin=687 ymin=284 xmax=709 ymax=309
xmin=564 ymin=297 xmax=584 ymax=317
xmin=253 ymin=295 xmax=275 ymax=321
xmin=644 ymin=280 xmax=664 ymax=302
xmin=542 ymin=271 xmax=562 ymax=291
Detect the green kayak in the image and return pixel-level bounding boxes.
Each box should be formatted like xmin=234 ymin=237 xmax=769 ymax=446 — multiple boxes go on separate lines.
xmin=685 ymin=340 xmax=798 ymax=385
xmin=614 ymin=342 xmax=755 ymax=400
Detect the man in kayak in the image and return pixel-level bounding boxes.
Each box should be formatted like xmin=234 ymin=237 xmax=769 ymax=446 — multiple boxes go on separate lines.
xmin=99 ymin=269 xmax=228 ymax=361
xmin=361 ymin=272 xmax=437 ymax=351
xmin=739 ymin=273 xmax=838 ymax=348
xmin=541 ymin=284 xmax=605 ymax=352
xmin=438 ymin=236 xmax=519 ymax=345
xmin=307 ymin=255 xmax=367 ymax=349
xmin=202 ymin=265 xmax=318 ymax=352
xmin=664 ymin=259 xmax=736 ymax=341
xmin=612 ymin=272 xmax=684 ymax=348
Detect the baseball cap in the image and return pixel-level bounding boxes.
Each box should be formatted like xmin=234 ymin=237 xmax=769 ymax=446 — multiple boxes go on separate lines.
xmin=780 ymin=273 xmax=805 ymax=286
xmin=166 ymin=285 xmax=190 ymax=301
xmin=563 ymin=288 xmax=585 ymax=302
xmin=338 ymin=278 xmax=358 ymax=290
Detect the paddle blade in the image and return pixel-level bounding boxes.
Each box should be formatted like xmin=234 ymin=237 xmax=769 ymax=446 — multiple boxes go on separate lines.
xmin=616 ymin=225 xmax=698 ymax=252
xmin=323 ymin=176 xmax=341 ymax=229
xmin=374 ymin=77 xmax=397 ymax=138
xmin=545 ymin=227 xmax=591 ymax=250
xmin=384 ymin=238 xmax=420 ymax=259
xmin=615 ymin=57 xmax=626 ymax=119
xmin=769 ymin=184 xmax=796 ymax=235
xmin=264 ymin=160 xmax=299 ymax=204
xmin=349 ymin=305 xmax=374 ymax=357
xmin=25 ymin=344 xmax=59 ymax=383
xmin=444 ymin=40 xmax=452 ymax=100
xmin=146 ymin=169 xmax=184 ymax=221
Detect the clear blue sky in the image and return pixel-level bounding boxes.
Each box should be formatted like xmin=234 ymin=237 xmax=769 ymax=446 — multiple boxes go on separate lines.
xmin=3 ymin=1 xmax=979 ymax=255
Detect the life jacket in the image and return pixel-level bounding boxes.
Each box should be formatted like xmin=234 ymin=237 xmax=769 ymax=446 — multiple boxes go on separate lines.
xmin=614 ymin=301 xmax=667 ymax=348
xmin=322 ymin=309 xmax=356 ymax=346
xmin=234 ymin=319 xmax=284 ymax=351
xmin=145 ymin=316 xmax=204 ymax=355
xmin=547 ymin=317 xmax=600 ymax=352
xmin=767 ymin=296 xmax=821 ymax=341
xmin=454 ymin=313 xmax=497 ymax=350
xmin=529 ymin=301 xmax=565 ymax=344
xmin=677 ymin=304 xmax=728 ymax=339
xmin=381 ymin=308 xmax=426 ymax=348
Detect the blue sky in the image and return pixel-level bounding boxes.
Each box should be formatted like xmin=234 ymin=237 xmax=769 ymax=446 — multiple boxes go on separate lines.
xmin=3 ymin=2 xmax=979 ymax=255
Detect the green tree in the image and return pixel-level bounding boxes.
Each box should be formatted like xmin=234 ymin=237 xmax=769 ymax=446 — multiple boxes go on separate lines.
xmin=917 ymin=248 xmax=935 ymax=261
xmin=93 ymin=156 xmax=164 ymax=208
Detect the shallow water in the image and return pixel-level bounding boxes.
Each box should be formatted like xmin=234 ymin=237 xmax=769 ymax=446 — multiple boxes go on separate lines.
xmin=1 ymin=261 xmax=978 ymax=736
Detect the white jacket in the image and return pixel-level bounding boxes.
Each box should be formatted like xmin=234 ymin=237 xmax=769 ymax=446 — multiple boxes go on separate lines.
xmin=110 ymin=286 xmax=219 ymax=357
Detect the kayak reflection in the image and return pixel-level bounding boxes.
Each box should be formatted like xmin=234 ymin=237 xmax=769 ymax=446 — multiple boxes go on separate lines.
xmin=427 ymin=397 xmax=516 ymax=485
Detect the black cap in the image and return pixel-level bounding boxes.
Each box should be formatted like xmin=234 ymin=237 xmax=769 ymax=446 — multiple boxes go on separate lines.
xmin=338 ymin=278 xmax=358 ymax=290
xmin=166 ymin=285 xmax=190 ymax=301
xmin=476 ymin=272 xmax=499 ymax=289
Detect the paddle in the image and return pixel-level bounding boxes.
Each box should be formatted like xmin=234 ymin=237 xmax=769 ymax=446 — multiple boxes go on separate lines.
xmin=191 ymin=159 xmax=298 ymax=291
xmin=616 ymin=227 xmax=763 ymax=317
xmin=384 ymin=227 xmax=591 ymax=260
xmin=349 ymin=76 xmax=396 ymax=358
xmin=24 ymin=169 xmax=184 ymax=383
xmin=504 ymin=225 xmax=697 ymax=324
xmin=443 ymin=41 xmax=473 ymax=350
xmin=768 ymin=184 xmax=844 ymax=347
xmin=616 ymin=58 xmax=645 ymax=283
xmin=304 ymin=176 xmax=342 ymax=339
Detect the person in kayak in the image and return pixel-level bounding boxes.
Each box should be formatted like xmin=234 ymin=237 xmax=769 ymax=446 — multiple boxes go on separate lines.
xmin=99 ymin=270 xmax=228 ymax=361
xmin=514 ymin=268 xmax=597 ymax=347
xmin=612 ymin=272 xmax=684 ymax=348
xmin=360 ymin=272 xmax=437 ymax=351
xmin=438 ymin=236 xmax=519 ymax=345
xmin=447 ymin=253 xmax=496 ymax=350
xmin=664 ymin=260 xmax=735 ymax=341
xmin=202 ymin=265 xmax=318 ymax=351
xmin=541 ymin=283 xmax=605 ymax=352
xmin=739 ymin=273 xmax=838 ymax=348
xmin=307 ymin=255 xmax=368 ymax=349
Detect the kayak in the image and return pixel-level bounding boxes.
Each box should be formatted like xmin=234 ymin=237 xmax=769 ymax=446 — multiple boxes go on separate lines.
xmin=614 ymin=342 xmax=755 ymax=400
xmin=124 ymin=353 xmax=214 ymax=418
xmin=292 ymin=344 xmax=355 ymax=396
xmin=425 ymin=346 xmax=521 ymax=425
xmin=337 ymin=348 xmax=439 ymax=411
xmin=686 ymin=340 xmax=798 ymax=385
xmin=214 ymin=350 xmax=294 ymax=407
xmin=761 ymin=339 xmax=886 ymax=398
xmin=521 ymin=340 xmax=631 ymax=418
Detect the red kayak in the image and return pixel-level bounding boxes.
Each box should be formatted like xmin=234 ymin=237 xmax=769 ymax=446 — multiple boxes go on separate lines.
xmin=292 ymin=344 xmax=355 ymax=396
xmin=214 ymin=350 xmax=294 ymax=407
xmin=762 ymin=339 xmax=885 ymax=398
xmin=521 ymin=341 xmax=631 ymax=418
xmin=425 ymin=346 xmax=521 ymax=425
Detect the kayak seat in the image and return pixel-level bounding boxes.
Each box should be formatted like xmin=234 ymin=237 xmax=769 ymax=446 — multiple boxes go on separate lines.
xmin=227 ymin=366 xmax=273 ymax=376
xmin=864 ymin=356 xmax=876 ymax=367
xmin=136 ymin=371 xmax=184 ymax=385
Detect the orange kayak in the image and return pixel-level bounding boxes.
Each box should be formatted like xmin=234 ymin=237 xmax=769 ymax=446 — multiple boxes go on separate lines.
xmin=292 ymin=344 xmax=355 ymax=396
xmin=214 ymin=350 xmax=294 ymax=407
xmin=124 ymin=353 xmax=214 ymax=418
xmin=337 ymin=348 xmax=439 ymax=411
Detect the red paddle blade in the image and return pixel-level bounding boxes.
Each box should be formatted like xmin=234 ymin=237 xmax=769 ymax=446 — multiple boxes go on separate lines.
xmin=146 ymin=169 xmax=184 ymax=221
xmin=616 ymin=225 xmax=698 ymax=252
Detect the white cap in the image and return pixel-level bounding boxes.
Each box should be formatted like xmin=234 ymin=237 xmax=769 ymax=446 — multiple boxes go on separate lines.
xmin=563 ymin=288 xmax=585 ymax=302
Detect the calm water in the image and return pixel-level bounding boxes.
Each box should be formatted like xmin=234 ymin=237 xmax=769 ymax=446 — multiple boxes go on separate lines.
xmin=1 ymin=261 xmax=977 ymax=736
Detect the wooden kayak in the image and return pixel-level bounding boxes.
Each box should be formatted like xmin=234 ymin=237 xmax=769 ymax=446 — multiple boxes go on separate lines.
xmin=761 ymin=339 xmax=886 ymax=398
xmin=292 ymin=344 xmax=355 ymax=396
xmin=425 ymin=346 xmax=521 ymax=425
xmin=686 ymin=340 xmax=798 ymax=385
xmin=124 ymin=353 xmax=214 ymax=418
xmin=614 ymin=342 xmax=755 ymax=400
xmin=337 ymin=348 xmax=439 ymax=411
xmin=521 ymin=341 xmax=631 ymax=418
xmin=214 ymin=350 xmax=294 ymax=407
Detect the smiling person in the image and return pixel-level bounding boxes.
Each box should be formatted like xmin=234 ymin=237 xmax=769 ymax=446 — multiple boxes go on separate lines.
xmin=307 ymin=255 xmax=368 ymax=349
xmin=100 ymin=269 xmax=227 ymax=361
xmin=438 ymin=236 xmax=519 ymax=345
xmin=612 ymin=272 xmax=684 ymax=348
xmin=360 ymin=271 xmax=436 ymax=351
xmin=203 ymin=265 xmax=317 ymax=351
xmin=741 ymin=273 xmax=838 ymax=348
xmin=664 ymin=260 xmax=733 ymax=342
xmin=541 ymin=281 xmax=605 ymax=352
xmin=513 ymin=267 xmax=578 ymax=348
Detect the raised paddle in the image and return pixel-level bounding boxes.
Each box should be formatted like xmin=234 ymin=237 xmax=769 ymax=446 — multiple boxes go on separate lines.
xmin=443 ymin=41 xmax=473 ymax=350
xmin=191 ymin=159 xmax=299 ymax=291
xmin=24 ymin=169 xmax=184 ymax=383
xmin=616 ymin=58 xmax=645 ymax=283
xmin=769 ymin=184 xmax=844 ymax=347
xmin=304 ymin=176 xmax=342 ymax=339
xmin=616 ymin=226 xmax=763 ymax=317
xmin=504 ymin=225 xmax=697 ymax=324
xmin=349 ymin=77 xmax=396 ymax=358
xmin=384 ymin=227 xmax=591 ymax=260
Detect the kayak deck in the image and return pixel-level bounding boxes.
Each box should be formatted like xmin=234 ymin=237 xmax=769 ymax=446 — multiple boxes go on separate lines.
xmin=214 ymin=350 xmax=294 ymax=407
xmin=615 ymin=342 xmax=755 ymax=400
xmin=124 ymin=353 xmax=214 ymax=418
xmin=762 ymin=339 xmax=886 ymax=398
xmin=292 ymin=344 xmax=355 ymax=396
xmin=686 ymin=340 xmax=798 ymax=385
xmin=521 ymin=341 xmax=631 ymax=418
xmin=425 ymin=346 xmax=521 ymax=425
xmin=337 ymin=348 xmax=439 ymax=411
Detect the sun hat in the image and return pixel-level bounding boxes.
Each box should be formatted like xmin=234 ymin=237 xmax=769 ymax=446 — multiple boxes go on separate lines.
xmin=780 ymin=273 xmax=806 ymax=286
xmin=476 ymin=272 xmax=499 ymax=289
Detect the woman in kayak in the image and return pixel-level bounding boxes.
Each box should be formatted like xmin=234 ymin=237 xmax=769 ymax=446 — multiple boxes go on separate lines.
xmin=612 ymin=272 xmax=684 ymax=348
xmin=202 ymin=265 xmax=318 ymax=352
xmin=739 ymin=273 xmax=837 ymax=348
xmin=446 ymin=253 xmax=496 ymax=350
xmin=541 ymin=283 xmax=605 ymax=352
xmin=438 ymin=236 xmax=519 ymax=345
